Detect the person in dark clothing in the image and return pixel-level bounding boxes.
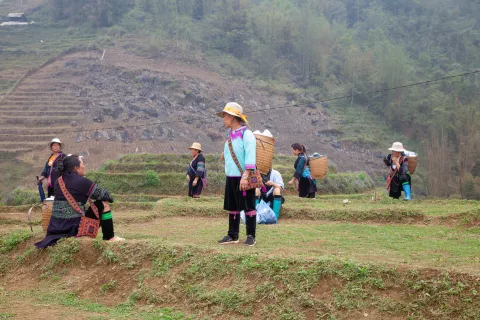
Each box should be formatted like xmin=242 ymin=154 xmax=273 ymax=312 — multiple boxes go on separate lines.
xmin=186 ymin=142 xmax=206 ymax=198
xmin=216 ymin=102 xmax=257 ymax=247
xmin=39 ymin=138 xmax=65 ymax=197
xmin=384 ymin=142 xmax=412 ymax=200
xmin=288 ymin=143 xmax=317 ymax=198
xmin=35 ymin=155 xmax=124 ymax=248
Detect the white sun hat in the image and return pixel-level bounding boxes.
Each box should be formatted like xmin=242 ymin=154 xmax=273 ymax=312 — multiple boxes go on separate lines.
xmin=188 ymin=142 xmax=202 ymax=152
xmin=49 ymin=138 xmax=64 ymax=149
xmin=388 ymin=142 xmax=405 ymax=152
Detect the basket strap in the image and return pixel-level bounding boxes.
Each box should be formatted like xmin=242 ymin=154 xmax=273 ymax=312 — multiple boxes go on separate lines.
xmin=58 ymin=177 xmax=99 ymax=219
xmin=227 ymin=137 xmax=244 ymax=174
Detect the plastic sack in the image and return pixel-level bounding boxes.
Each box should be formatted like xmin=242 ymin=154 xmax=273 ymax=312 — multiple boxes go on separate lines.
xmin=240 ymin=210 xmax=246 ymax=224
xmin=256 ymin=200 xmax=277 ymax=224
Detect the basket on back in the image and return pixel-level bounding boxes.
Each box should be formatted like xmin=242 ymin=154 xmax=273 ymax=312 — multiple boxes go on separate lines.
xmin=407 ymin=156 xmax=418 ymax=174
xmin=255 ymin=134 xmax=275 ymax=174
xmin=42 ymin=200 xmax=53 ymax=232
xmin=309 ymin=156 xmax=328 ymax=179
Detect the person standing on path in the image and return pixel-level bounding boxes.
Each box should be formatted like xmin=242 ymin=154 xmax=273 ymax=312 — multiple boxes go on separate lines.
xmin=186 ymin=142 xmax=206 ymax=198
xmin=288 ymin=143 xmax=317 ymax=198
xmin=384 ymin=142 xmax=412 ymax=200
xmin=217 ymin=102 xmax=257 ymax=247
xmin=39 ymin=138 xmax=65 ymax=197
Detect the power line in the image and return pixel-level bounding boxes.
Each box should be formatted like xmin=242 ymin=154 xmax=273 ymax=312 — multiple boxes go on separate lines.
xmin=1 ymin=69 xmax=478 ymax=137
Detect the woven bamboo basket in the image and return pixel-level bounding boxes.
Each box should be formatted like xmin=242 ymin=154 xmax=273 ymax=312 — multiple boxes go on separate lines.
xmin=408 ymin=156 xmax=418 ymax=174
xmin=42 ymin=200 xmax=53 ymax=232
xmin=255 ymin=134 xmax=275 ymax=174
xmin=310 ymin=156 xmax=328 ymax=179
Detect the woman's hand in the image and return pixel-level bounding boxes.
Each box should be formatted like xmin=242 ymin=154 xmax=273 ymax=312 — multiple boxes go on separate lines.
xmin=288 ymin=179 xmax=295 ymax=185
xmin=193 ymin=178 xmax=198 ymax=187
xmin=186 ymin=175 xmax=190 ymax=181
xmin=265 ymin=181 xmax=275 ymax=188
xmin=240 ymin=178 xmax=249 ymax=191
xmin=392 ymin=156 xmax=400 ymax=168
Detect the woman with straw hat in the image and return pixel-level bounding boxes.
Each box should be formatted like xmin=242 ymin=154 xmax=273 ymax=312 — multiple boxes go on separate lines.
xmin=384 ymin=142 xmax=412 ymax=200
xmin=186 ymin=142 xmax=206 ymax=198
xmin=38 ymin=138 xmax=65 ymax=197
xmin=217 ymin=102 xmax=257 ymax=247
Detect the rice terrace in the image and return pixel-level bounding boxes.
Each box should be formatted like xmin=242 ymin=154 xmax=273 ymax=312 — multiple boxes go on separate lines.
xmin=0 ymin=0 xmax=479 ymax=319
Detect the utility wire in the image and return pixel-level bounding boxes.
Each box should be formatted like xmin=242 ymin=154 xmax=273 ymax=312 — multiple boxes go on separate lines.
xmin=1 ymin=69 xmax=478 ymax=137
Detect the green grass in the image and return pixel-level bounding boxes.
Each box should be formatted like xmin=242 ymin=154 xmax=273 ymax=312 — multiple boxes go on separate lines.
xmin=1 ymin=240 xmax=478 ymax=319
xmin=151 ymin=195 xmax=478 ymax=221
xmin=0 ymin=230 xmax=31 ymax=253
xmin=6 ymin=289 xmax=193 ymax=319
xmin=118 ymin=216 xmax=480 ymax=274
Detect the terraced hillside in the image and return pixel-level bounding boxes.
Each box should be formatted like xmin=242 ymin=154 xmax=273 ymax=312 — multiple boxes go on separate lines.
xmin=0 ymin=47 xmax=395 ymax=195
xmin=0 ymin=52 xmax=93 ymax=159
xmin=87 ymin=154 xmax=375 ymax=196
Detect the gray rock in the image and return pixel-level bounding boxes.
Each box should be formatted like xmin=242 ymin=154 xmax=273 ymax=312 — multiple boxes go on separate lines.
xmin=141 ymin=129 xmax=154 ymax=140
xmin=75 ymin=133 xmax=84 ymax=143
xmin=93 ymin=131 xmax=103 ymax=141
xmin=121 ymin=130 xmax=132 ymax=143
xmin=64 ymin=60 xmax=79 ymax=68
xmin=93 ymin=114 xmax=105 ymax=123
xmin=70 ymin=121 xmax=77 ymax=127
xmin=142 ymin=108 xmax=158 ymax=118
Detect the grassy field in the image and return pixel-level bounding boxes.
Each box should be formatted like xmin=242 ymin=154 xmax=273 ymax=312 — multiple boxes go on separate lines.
xmin=0 ymin=191 xmax=479 ymax=319
xmin=0 ymin=155 xmax=478 ymax=319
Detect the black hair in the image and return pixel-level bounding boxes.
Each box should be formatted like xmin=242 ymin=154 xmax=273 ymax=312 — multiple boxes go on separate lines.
xmin=291 ymin=143 xmax=307 ymax=154
xmin=58 ymin=155 xmax=81 ymax=175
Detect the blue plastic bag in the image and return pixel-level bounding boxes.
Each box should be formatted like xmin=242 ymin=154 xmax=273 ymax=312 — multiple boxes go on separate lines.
xmin=256 ymin=200 xmax=277 ymax=224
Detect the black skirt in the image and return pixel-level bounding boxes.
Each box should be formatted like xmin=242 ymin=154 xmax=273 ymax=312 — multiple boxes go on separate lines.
xmin=223 ymin=177 xmax=256 ymax=212
xmin=298 ymin=177 xmax=317 ymax=198
xmin=188 ymin=175 xmax=204 ymax=197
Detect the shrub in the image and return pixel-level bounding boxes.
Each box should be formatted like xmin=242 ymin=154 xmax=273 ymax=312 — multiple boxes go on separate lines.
xmin=145 ymin=170 xmax=160 ymax=186
xmin=3 ymin=187 xmax=39 ymax=206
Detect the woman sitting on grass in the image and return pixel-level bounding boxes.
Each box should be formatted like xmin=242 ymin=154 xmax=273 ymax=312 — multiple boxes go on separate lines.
xmin=35 ymin=155 xmax=124 ymax=248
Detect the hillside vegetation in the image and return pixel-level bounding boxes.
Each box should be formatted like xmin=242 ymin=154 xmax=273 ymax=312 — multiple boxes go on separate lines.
xmin=85 ymin=154 xmax=374 ymax=196
xmin=4 ymin=0 xmax=478 ymax=198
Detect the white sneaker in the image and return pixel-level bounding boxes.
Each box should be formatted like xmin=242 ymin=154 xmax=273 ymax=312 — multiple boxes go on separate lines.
xmin=106 ymin=236 xmax=125 ymax=242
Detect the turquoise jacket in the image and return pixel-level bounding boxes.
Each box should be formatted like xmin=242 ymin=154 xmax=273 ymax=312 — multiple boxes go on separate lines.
xmin=224 ymin=126 xmax=257 ymax=177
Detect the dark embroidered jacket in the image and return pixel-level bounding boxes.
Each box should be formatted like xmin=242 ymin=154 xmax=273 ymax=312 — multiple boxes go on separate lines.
xmin=293 ymin=154 xmax=309 ymax=180
xmin=41 ymin=152 xmax=65 ymax=187
xmin=52 ymin=171 xmax=113 ymax=218
xmin=383 ymin=154 xmax=409 ymax=177
xmin=187 ymin=154 xmax=206 ymax=178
